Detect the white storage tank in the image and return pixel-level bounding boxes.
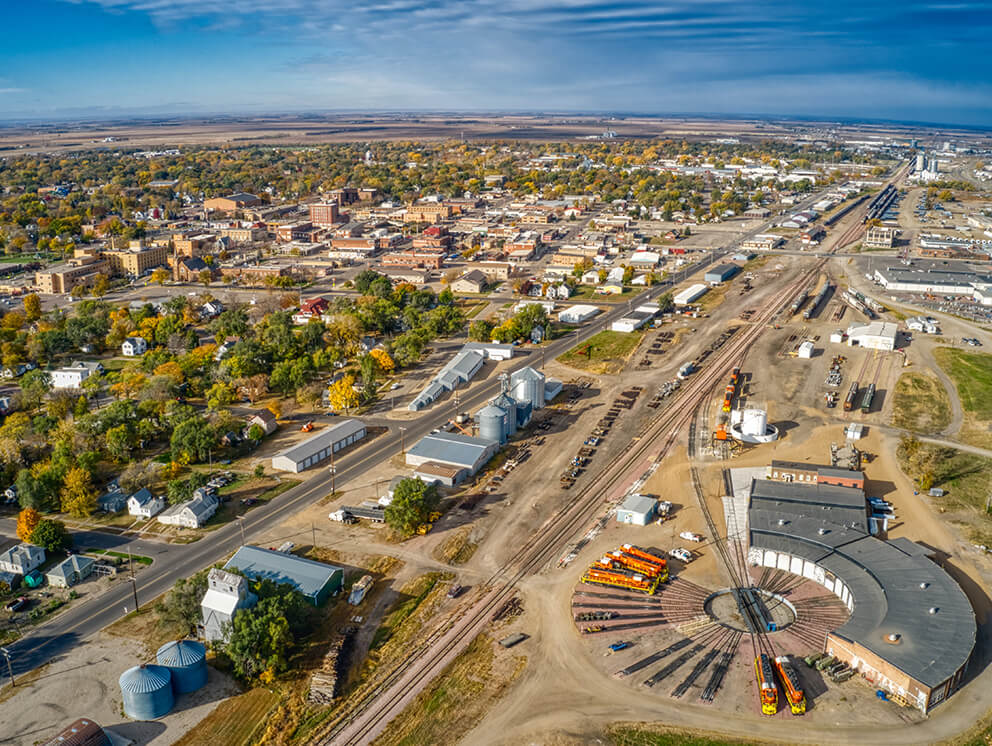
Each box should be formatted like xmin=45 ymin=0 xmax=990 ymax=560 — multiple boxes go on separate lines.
xmin=741 ymin=409 xmax=768 ymax=437
xmin=477 ymin=404 xmax=507 ymax=444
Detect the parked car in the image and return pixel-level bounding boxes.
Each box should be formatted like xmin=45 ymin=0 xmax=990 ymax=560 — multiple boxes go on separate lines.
xmin=447 ymin=583 xmax=464 ymax=599
xmin=669 ymin=548 xmax=693 ymax=563
xmin=4 ymin=596 xmax=28 ymax=612
xmin=679 ymin=531 xmax=703 ymax=543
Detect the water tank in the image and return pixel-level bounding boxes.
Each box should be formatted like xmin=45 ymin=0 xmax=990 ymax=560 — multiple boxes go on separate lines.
xmin=119 ymin=664 xmax=174 ymax=720
xmin=741 ymin=409 xmax=768 ymax=437
xmin=511 ymin=367 xmax=545 ymax=410
xmin=477 ymin=404 xmax=507 ymax=444
xmin=156 ymin=640 xmax=207 ymax=695
xmin=492 ymin=392 xmax=517 ymax=435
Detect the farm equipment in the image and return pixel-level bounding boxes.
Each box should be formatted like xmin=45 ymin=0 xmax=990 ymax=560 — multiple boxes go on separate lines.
xmin=301 ymin=420 xmax=314 ymax=432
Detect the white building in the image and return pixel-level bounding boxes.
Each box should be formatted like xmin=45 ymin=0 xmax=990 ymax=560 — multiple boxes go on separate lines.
xmin=50 ymin=367 xmax=89 ymax=390
xmin=121 ymin=337 xmax=148 ymax=357
xmin=616 ymin=494 xmax=656 ymax=526
xmin=201 ymin=568 xmax=257 ymax=642
xmin=847 ymin=322 xmax=898 ymax=351
xmin=127 ymin=487 xmax=165 ymax=518
xmin=797 ymin=340 xmax=815 ymax=358
xmin=611 ymin=311 xmax=654 ymax=333
xmin=0 ymin=543 xmax=45 ymax=575
xmin=158 ymin=490 xmax=219 ymax=528
xmin=673 ymin=283 xmax=709 ymax=306
xmin=558 ymin=304 xmax=601 ymax=324
xmin=271 ymin=419 xmax=366 ymax=473
xmin=973 ymin=284 xmax=992 ymax=307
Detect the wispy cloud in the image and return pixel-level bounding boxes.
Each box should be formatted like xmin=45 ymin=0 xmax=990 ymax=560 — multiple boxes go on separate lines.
xmin=0 ymin=88 xmax=26 ymax=94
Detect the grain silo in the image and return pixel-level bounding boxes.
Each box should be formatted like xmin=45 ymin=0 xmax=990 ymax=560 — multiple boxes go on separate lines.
xmin=510 ymin=366 xmax=545 ymax=410
xmin=477 ymin=404 xmax=507 ymax=444
xmin=156 ymin=640 xmax=208 ymax=695
xmin=491 ymin=392 xmax=517 ymax=436
xmin=119 ymin=664 xmax=174 ymax=720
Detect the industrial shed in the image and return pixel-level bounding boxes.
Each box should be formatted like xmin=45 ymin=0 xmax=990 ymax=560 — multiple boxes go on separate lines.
xmin=611 ymin=310 xmax=654 ymax=333
xmin=224 ymin=545 xmax=343 ymax=605
xmin=747 ymin=478 xmax=975 ymax=713
xmin=271 ymin=419 xmax=366 ymax=473
xmin=413 ymin=461 xmax=468 ymax=486
xmin=847 ymin=321 xmax=898 ymax=351
xmin=405 ymin=432 xmax=498 ymax=475
xmin=704 ymin=263 xmax=740 ymax=284
xmin=558 ymin=304 xmax=601 ymax=324
xmin=673 ymin=283 xmax=708 ymax=306
xmin=616 ymin=494 xmax=657 ymax=525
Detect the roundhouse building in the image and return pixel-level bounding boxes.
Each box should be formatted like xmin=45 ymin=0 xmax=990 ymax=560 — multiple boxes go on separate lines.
xmin=747 ymin=478 xmax=975 ymax=713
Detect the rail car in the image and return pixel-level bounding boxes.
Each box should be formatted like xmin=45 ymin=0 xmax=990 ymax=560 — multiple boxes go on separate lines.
xmin=755 ymin=653 xmax=779 ymax=715
xmin=581 ymin=567 xmax=661 ymax=595
xmin=597 ymin=549 xmax=665 ymax=578
xmin=860 ymin=383 xmax=876 ymax=414
xmin=790 ymin=290 xmax=809 ymax=315
xmin=773 ymin=655 xmax=807 ymax=715
xmin=843 ymin=382 xmax=859 ymax=412
xmin=804 ymin=284 xmax=832 ymax=320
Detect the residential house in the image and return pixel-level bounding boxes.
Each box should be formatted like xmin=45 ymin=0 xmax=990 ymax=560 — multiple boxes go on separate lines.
xmin=50 ymin=366 xmax=89 ymax=390
xmin=97 ymin=487 xmax=127 ymax=513
xmin=450 ymin=269 xmax=488 ymax=294
xmin=214 ymin=338 xmax=238 ymax=361
xmin=46 ymin=554 xmax=96 ymax=588
xmin=158 ymin=490 xmax=219 ymax=529
xmin=121 ymin=337 xmax=147 ymax=357
xmin=0 ymin=544 xmax=46 ymax=575
xmin=200 ymin=300 xmax=225 ymax=319
xmin=127 ymin=487 xmax=165 ymax=518
xmin=244 ymin=409 xmax=278 ymax=438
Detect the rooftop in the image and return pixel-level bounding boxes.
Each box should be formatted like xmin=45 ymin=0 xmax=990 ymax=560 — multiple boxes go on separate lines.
xmin=224 ymin=545 xmax=342 ymax=600
xmin=407 ymin=431 xmax=497 ymax=467
xmin=272 ymin=419 xmax=364 ymax=463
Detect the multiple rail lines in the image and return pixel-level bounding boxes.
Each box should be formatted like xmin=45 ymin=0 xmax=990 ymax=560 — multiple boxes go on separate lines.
xmin=321 ymin=175 xmax=916 ymax=741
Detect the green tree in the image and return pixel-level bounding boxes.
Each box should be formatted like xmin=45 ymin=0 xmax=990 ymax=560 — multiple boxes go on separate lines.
xmin=105 ymin=424 xmax=132 ymax=462
xmin=247 ymin=423 xmax=265 ymax=442
xmin=30 ymin=518 xmax=71 ymax=552
xmin=438 ymin=286 xmax=454 ymax=305
xmin=91 ymin=273 xmax=109 ymax=297
xmin=19 ymin=369 xmax=51 ymax=410
xmin=225 ymin=596 xmax=295 ymax=680
xmin=170 ymin=417 xmax=216 ymax=463
xmin=157 ymin=570 xmax=209 ymax=635
xmin=468 ymin=319 xmax=494 ymax=342
xmin=22 ymin=293 xmax=41 ymax=321
xmin=385 ymin=478 xmax=441 ymax=536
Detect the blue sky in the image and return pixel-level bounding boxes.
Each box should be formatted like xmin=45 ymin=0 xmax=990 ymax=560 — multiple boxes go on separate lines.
xmin=1 ymin=0 xmax=990 ymax=125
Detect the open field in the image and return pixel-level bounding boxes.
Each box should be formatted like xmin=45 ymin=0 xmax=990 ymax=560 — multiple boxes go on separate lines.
xmin=934 ymin=348 xmax=992 ymax=446
xmin=608 ymin=724 xmax=767 ymax=746
xmin=558 ymin=330 xmax=644 ymax=374
xmin=175 ymin=687 xmax=279 ymax=746
xmin=891 ymin=371 xmax=953 ymax=434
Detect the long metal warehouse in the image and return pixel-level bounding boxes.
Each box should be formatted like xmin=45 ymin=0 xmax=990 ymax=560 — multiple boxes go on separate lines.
xmin=271 ymin=419 xmax=366 ymax=473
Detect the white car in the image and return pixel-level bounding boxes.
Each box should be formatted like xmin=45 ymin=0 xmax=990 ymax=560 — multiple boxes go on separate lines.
xmin=669 ymin=548 xmax=693 ymax=563
xmin=679 ymin=531 xmax=703 ymax=543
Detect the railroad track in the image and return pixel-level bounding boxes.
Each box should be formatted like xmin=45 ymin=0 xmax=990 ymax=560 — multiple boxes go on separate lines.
xmin=322 ymin=259 xmax=828 ymax=745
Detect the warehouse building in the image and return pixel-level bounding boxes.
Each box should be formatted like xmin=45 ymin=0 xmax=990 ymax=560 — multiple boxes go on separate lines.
xmin=405 ymin=432 xmax=499 ymax=476
xmin=558 ymin=304 xmax=601 ymax=324
xmin=747 ymin=478 xmax=975 ymax=713
xmin=704 ymin=263 xmax=740 ymax=284
xmin=408 ymin=343 xmax=514 ymax=411
xmin=874 ymin=263 xmax=991 ymax=295
xmin=616 ymin=494 xmax=657 ymax=525
xmin=271 ymin=419 xmax=366 ymax=473
xmin=673 ymin=283 xmax=709 ymax=306
xmin=847 ymin=321 xmax=898 ymax=351
xmin=224 ymin=545 xmax=343 ymax=605
xmin=611 ymin=310 xmax=654 ymax=333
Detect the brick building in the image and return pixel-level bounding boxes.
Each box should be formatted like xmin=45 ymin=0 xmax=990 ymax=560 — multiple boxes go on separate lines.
xmin=309 ymin=203 xmax=342 ymax=228
xmin=104 ymin=245 xmax=169 ymax=276
xmin=405 ymin=203 xmax=452 ymax=224
xmin=204 ymin=193 xmax=262 ymax=211
xmin=219 ymin=264 xmax=290 ymax=285
xmin=766 ymin=460 xmax=865 ymax=489
xmin=381 ymin=250 xmax=445 ymax=269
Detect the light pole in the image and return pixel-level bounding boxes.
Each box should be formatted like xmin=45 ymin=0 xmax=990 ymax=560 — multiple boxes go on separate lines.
xmin=329 ymin=447 xmax=337 ymax=495
xmin=0 ymin=647 xmax=13 ymax=687
xmin=399 ymin=426 xmax=407 ymax=454
xmin=127 ymin=548 xmax=140 ymax=613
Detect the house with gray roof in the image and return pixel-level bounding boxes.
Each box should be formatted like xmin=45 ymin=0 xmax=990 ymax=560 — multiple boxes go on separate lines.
xmin=46 ymin=554 xmax=96 ymax=588
xmin=127 ymin=487 xmax=165 ymax=518
xmin=0 ymin=544 xmax=45 ymax=575
xmin=158 ymin=491 xmax=219 ymax=529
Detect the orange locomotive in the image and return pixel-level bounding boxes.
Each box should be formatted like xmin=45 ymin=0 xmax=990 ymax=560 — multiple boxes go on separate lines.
xmin=755 ymin=653 xmax=779 ymax=715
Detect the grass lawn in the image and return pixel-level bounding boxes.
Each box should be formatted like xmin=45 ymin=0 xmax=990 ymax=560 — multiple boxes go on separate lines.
xmin=175 ymin=687 xmax=279 ymax=746
xmin=569 ymin=285 xmax=647 ymax=303
xmin=85 ymin=548 xmax=154 ymax=565
xmin=934 ymin=347 xmax=992 ymax=446
xmin=891 ymin=372 xmax=952 ymax=434
xmin=432 ymin=527 xmax=478 ymax=565
xmin=203 ymin=478 xmax=300 ymax=532
xmin=608 ymin=725 xmax=765 ymax=746
xmin=370 ymin=572 xmax=447 ymax=650
xmin=456 ymin=299 xmax=488 ymax=319
xmin=558 ymin=329 xmax=644 ymax=374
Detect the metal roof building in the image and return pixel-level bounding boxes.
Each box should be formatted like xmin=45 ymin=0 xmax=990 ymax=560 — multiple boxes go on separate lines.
xmin=405 ymin=432 xmax=499 ymax=475
xmin=873 ymin=263 xmax=991 ymax=295
xmin=616 ymin=494 xmax=657 ymax=526
xmin=271 ymin=419 xmax=366 ymax=473
xmin=747 ymin=478 xmax=975 ymax=713
xmin=704 ymin=263 xmax=741 ymax=283
xmin=224 ymin=545 xmax=343 ymax=605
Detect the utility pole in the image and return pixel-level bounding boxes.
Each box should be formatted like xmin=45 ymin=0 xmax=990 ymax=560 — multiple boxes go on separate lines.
xmin=127 ymin=548 xmax=139 ymax=613
xmin=329 ymin=447 xmax=337 ymax=495
xmin=399 ymin=426 xmax=407 ymax=454
xmin=311 ymin=521 xmax=317 ymax=549
xmin=0 ymin=647 xmax=13 ymax=687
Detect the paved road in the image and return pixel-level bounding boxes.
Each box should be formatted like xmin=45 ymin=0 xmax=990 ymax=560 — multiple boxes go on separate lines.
xmin=1 ymin=205 xmax=790 ymax=680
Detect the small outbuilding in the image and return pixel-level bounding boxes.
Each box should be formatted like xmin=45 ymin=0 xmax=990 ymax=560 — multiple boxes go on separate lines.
xmin=616 ymin=494 xmax=657 ymax=526
xmin=46 ymin=554 xmax=96 ymax=588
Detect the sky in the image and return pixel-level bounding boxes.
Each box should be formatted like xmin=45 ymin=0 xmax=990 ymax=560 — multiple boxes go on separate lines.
xmin=0 ymin=0 xmax=990 ymax=126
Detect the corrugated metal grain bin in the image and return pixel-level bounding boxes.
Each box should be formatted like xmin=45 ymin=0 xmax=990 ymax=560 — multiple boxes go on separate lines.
xmin=156 ymin=640 xmax=208 ymax=694
xmin=119 ymin=664 xmax=174 ymax=719
xmin=41 ymin=718 xmax=110 ymax=746
xmin=477 ymin=404 xmax=507 ymax=444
